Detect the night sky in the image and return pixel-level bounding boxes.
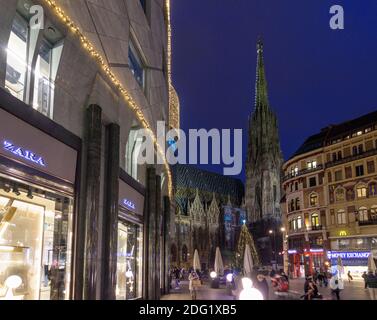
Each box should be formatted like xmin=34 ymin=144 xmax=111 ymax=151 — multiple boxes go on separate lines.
xmin=171 ymin=0 xmax=377 ymax=182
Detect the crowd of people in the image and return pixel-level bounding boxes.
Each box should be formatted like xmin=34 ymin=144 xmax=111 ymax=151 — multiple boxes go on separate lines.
xmin=169 ymin=265 xmax=377 ymax=300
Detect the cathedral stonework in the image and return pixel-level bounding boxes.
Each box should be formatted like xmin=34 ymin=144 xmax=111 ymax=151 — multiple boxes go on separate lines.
xmin=246 ymin=40 xmax=284 ymax=224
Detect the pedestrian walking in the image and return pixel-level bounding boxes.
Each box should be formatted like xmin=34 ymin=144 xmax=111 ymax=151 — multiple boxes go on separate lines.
xmin=362 ymin=271 xmax=368 ymax=289
xmin=366 ymin=271 xmax=377 ymax=300
xmin=174 ymin=268 xmax=181 ymax=289
xmin=255 ymin=274 xmax=269 ymax=300
xmin=330 ymin=273 xmax=344 ymax=300
xmin=347 ymin=271 xmax=353 ymax=283
xmin=189 ymin=271 xmax=200 ymax=300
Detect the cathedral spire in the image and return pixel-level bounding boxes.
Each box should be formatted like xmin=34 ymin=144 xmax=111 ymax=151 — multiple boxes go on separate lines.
xmin=254 ymin=39 xmax=270 ymax=111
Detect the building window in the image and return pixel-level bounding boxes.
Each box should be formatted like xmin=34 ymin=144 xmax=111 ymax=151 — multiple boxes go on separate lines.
xmin=370 ymin=206 xmax=377 ymax=220
xmin=33 ymin=39 xmax=54 ymax=117
xmin=297 ymin=216 xmax=302 ymax=229
xmin=140 ymin=0 xmax=147 ymax=14
xmin=345 ymin=166 xmax=352 ymax=179
xmin=309 ymin=177 xmax=317 ymax=188
xmin=5 ymin=14 xmax=28 ymax=101
xmin=129 ymin=41 xmax=145 ymax=89
xmin=295 ymin=182 xmax=299 ymax=191
xmin=126 ymin=128 xmax=144 ymax=182
xmin=310 ymin=193 xmax=318 ymax=206
xmin=337 ymin=210 xmax=347 ymax=225
xmin=295 ymin=198 xmax=300 ymax=211
xmin=289 ymin=199 xmax=295 ymax=212
xmin=335 ymin=188 xmax=345 ymax=202
xmin=335 ymin=170 xmax=343 ymax=182
xmin=311 ymin=213 xmax=320 ymax=228
xmin=358 ymin=144 xmax=364 ymax=154
xmin=307 ymin=160 xmax=317 ymax=170
xmin=182 ymin=245 xmax=188 ymax=262
xmin=355 ymin=165 xmax=364 ymax=177
xmin=291 ymin=166 xmax=298 ymax=177
xmin=356 ymin=185 xmax=367 ymax=198
xmin=358 ymin=207 xmax=369 ymax=222
xmin=331 ymin=212 xmax=336 ymax=225
xmin=337 ymin=151 xmax=342 ymax=160
xmin=369 ymin=183 xmax=377 ymax=197
xmin=367 ymin=161 xmax=375 ymax=174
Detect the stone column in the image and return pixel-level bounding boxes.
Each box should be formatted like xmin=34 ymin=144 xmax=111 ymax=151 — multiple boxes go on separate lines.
xmin=155 ymin=175 xmax=162 ymax=299
xmin=163 ymin=196 xmax=171 ymax=295
xmin=145 ymin=166 xmax=157 ymax=300
xmin=101 ymin=123 xmax=120 ymax=300
xmin=83 ymin=104 xmax=102 ymax=300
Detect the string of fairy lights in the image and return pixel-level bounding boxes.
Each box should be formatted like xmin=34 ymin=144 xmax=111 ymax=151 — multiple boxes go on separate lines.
xmin=42 ymin=0 xmax=173 ymax=197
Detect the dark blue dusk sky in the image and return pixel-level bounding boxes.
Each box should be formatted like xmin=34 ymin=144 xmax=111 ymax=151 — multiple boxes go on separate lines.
xmin=171 ymin=0 xmax=377 ymax=182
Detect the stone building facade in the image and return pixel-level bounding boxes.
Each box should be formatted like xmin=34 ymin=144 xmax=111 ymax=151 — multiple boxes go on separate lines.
xmin=282 ymin=111 xmax=377 ymax=278
xmin=0 ymin=0 xmax=175 ymax=300
xmin=171 ymin=165 xmax=245 ymax=270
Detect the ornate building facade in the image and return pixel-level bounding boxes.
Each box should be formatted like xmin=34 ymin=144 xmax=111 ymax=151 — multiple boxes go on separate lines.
xmin=245 ymin=40 xmax=284 ymax=265
xmin=282 ymin=111 xmax=377 ymax=278
xmin=171 ymin=165 xmax=245 ymax=270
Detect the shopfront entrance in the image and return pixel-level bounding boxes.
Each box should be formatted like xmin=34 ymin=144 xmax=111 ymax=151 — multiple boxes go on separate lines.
xmin=0 ymin=102 xmax=79 ymax=300
xmin=0 ymin=177 xmax=73 ymax=300
xmin=116 ymin=175 xmax=145 ymax=300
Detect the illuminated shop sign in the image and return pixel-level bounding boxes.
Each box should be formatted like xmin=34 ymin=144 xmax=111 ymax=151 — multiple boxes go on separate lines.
xmin=310 ymin=249 xmax=324 ymax=253
xmin=288 ymin=250 xmax=297 ymax=254
xmin=327 ymin=251 xmax=370 ymax=259
xmin=123 ymin=199 xmax=136 ymax=211
xmin=3 ymin=140 xmax=46 ymax=167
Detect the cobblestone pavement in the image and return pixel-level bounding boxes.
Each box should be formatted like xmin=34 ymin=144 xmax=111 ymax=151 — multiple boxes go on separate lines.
xmin=161 ymin=278 xmax=372 ymax=301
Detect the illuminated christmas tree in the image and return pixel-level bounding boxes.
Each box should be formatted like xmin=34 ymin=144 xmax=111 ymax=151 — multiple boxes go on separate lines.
xmin=235 ymin=224 xmax=260 ymax=269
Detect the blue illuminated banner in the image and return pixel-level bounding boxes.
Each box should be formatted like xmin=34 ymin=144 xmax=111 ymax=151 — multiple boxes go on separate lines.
xmin=327 ymin=251 xmax=370 ymax=260
xmin=123 ymin=199 xmax=136 ymax=211
xmin=3 ymin=140 xmax=46 ymax=167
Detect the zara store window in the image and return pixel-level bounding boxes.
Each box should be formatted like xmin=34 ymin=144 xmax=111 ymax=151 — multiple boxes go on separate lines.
xmin=5 ymin=5 xmax=64 ymax=119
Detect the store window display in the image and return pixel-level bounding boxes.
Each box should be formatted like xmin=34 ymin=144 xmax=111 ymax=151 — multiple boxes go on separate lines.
xmin=0 ymin=177 xmax=73 ymax=300
xmin=116 ymin=221 xmax=143 ymax=300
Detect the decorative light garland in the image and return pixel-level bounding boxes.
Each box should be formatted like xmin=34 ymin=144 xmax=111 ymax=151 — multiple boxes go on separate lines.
xmin=43 ymin=0 xmax=173 ymax=197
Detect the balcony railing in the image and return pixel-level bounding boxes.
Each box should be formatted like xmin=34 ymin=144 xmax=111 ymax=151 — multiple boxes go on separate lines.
xmin=358 ymin=219 xmax=377 ymax=226
xmin=326 ymin=147 xmax=377 ymax=168
xmin=283 ymin=164 xmax=324 ymax=182
xmin=310 ymin=225 xmax=323 ymax=231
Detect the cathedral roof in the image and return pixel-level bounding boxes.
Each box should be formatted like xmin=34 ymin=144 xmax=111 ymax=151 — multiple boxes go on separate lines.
xmin=172 ymin=164 xmax=244 ymax=214
xmin=291 ymin=110 xmax=377 ymax=159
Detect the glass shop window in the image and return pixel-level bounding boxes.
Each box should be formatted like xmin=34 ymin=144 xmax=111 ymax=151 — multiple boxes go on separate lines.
xmin=116 ymin=221 xmax=143 ymax=300
xmin=0 ymin=179 xmax=73 ymax=300
xmin=5 ymin=14 xmax=28 ymax=101
xmin=129 ymin=41 xmax=145 ymax=89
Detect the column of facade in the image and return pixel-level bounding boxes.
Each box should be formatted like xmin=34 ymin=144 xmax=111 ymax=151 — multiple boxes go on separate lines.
xmin=163 ymin=196 xmax=171 ymax=294
xmin=155 ymin=174 xmax=162 ymax=300
xmin=83 ymin=104 xmax=102 ymax=300
xmin=101 ymin=123 xmax=120 ymax=299
xmin=145 ymin=166 xmax=157 ymax=300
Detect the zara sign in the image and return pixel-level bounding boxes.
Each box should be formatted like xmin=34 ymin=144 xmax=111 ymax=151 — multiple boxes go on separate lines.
xmin=123 ymin=199 xmax=136 ymax=211
xmin=3 ymin=140 xmax=46 ymax=167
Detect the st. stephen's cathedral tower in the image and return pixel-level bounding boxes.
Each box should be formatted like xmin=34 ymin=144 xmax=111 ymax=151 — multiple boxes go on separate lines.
xmin=246 ymin=40 xmax=283 ymax=226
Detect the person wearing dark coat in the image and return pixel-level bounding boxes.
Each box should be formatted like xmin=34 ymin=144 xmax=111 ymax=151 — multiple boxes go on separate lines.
xmin=255 ymin=274 xmax=269 ymax=300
